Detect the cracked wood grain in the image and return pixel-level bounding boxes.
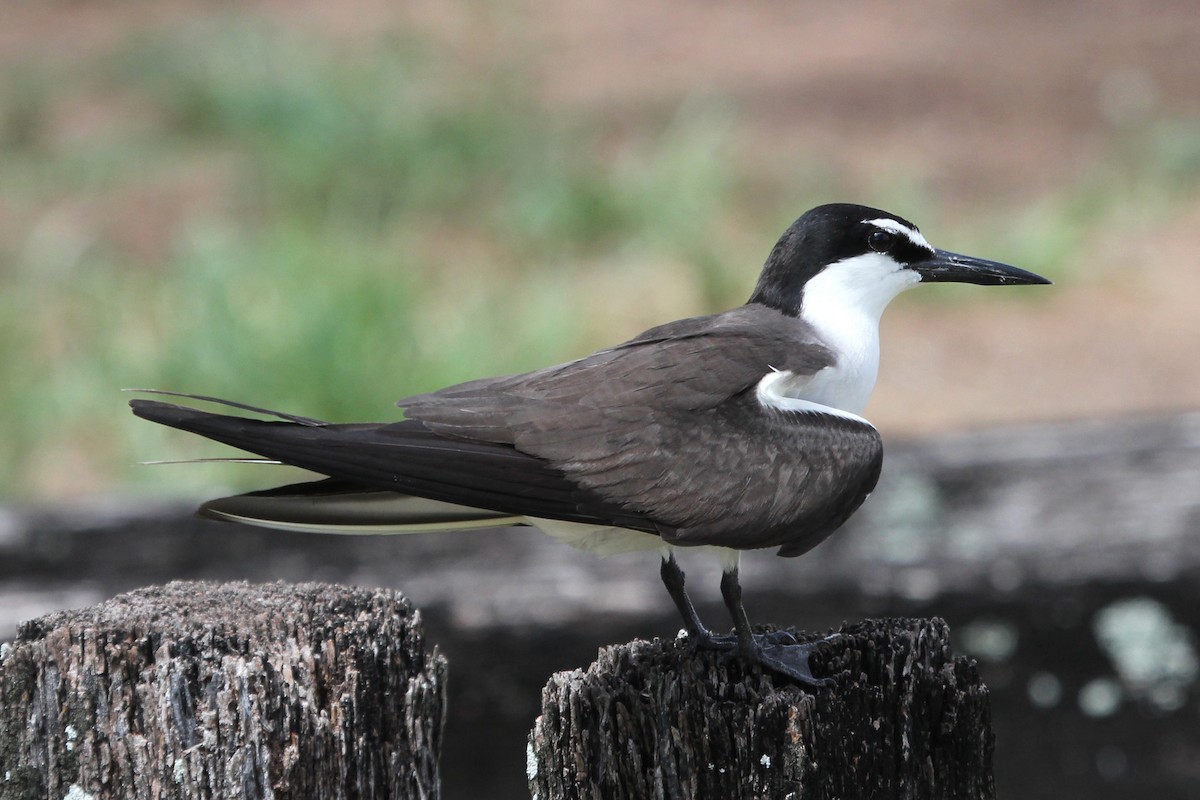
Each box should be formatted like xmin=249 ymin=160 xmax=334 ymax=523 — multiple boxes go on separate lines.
xmin=0 ymin=581 xmax=446 ymax=800
xmin=529 ymin=618 xmax=993 ymax=800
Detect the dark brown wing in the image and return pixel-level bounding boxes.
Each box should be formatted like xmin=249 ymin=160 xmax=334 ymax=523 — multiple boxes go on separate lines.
xmin=400 ymin=303 xmax=883 ymax=554
xmin=132 ymin=303 xmax=880 ymax=555
xmin=129 ymin=399 xmax=656 ymax=531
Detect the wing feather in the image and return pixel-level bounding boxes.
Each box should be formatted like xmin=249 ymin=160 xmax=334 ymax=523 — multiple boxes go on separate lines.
xmin=132 ymin=302 xmax=880 ymax=555
xmin=398 ymin=304 xmax=881 ymax=553
xmin=129 ymin=399 xmax=655 ymax=532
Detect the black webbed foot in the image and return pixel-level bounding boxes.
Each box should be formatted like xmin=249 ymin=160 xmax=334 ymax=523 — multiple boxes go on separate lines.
xmin=661 ymin=554 xmax=839 ymax=689
xmin=680 ymin=630 xmax=737 ymax=652
xmin=680 ymin=628 xmax=803 ymax=652
xmin=756 ymin=628 xmax=799 ymax=647
xmin=752 ymin=635 xmax=837 ymax=688
xmin=682 ymin=629 xmax=839 ymax=689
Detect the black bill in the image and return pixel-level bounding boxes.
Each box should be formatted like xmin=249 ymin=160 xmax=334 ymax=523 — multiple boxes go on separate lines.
xmin=914 ymin=249 xmax=1052 ymax=286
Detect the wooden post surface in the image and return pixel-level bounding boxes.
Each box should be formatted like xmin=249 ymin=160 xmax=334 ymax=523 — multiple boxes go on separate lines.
xmin=0 ymin=581 xmax=446 ymax=800
xmin=529 ymin=617 xmax=993 ymax=800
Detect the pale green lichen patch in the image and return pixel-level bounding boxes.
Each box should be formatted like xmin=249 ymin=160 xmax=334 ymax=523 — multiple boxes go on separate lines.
xmin=1094 ymin=596 xmax=1198 ymax=711
xmin=62 ymin=785 xmax=96 ymax=800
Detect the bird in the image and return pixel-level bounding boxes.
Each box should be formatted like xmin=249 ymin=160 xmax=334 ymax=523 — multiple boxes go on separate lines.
xmin=130 ymin=203 xmax=1050 ymax=687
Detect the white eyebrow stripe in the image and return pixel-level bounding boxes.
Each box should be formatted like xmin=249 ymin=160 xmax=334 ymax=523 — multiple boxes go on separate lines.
xmin=866 ymin=218 xmax=933 ymax=251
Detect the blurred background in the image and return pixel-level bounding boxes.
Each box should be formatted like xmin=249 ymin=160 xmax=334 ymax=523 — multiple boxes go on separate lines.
xmin=2 ymin=1 xmax=1199 ymax=798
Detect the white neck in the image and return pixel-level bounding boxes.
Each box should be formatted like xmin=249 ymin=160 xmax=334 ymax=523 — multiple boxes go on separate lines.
xmin=797 ymin=252 xmax=920 ymax=413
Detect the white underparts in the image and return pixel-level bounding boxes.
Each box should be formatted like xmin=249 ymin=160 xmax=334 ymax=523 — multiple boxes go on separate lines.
xmin=529 ymin=520 xmax=745 ymax=567
xmin=527 ymin=517 xmax=664 ymax=556
xmin=798 ymin=251 xmax=922 ymax=413
xmin=754 ymin=370 xmax=875 ymax=428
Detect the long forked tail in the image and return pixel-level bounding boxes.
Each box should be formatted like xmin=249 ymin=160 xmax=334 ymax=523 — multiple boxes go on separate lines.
xmin=129 ymin=393 xmax=646 ymax=534
xmin=199 ymin=478 xmax=523 ymax=535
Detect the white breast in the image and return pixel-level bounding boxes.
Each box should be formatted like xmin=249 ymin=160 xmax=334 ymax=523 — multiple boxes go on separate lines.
xmin=796 ymin=251 xmax=921 ymax=414
xmin=755 ymin=370 xmax=873 ymax=426
xmin=797 ymin=311 xmax=882 ymax=414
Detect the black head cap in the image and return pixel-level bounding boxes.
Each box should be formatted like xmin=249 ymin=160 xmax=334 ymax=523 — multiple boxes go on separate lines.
xmin=748 ymin=203 xmax=929 ymax=316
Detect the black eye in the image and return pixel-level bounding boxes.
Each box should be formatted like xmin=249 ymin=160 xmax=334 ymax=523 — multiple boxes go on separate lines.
xmin=868 ymin=230 xmax=895 ymax=253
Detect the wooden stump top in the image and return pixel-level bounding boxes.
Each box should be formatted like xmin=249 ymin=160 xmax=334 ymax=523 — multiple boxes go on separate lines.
xmin=1 ymin=581 xmax=446 ymax=800
xmin=529 ymin=617 xmax=993 ymax=800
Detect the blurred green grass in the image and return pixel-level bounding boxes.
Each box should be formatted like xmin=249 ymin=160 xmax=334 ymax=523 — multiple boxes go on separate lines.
xmin=1 ymin=17 xmax=1198 ymax=500
xmin=0 ymin=18 xmax=761 ymax=498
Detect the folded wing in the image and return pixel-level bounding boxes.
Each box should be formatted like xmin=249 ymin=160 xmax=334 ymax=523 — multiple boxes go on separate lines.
xmin=129 ymin=398 xmax=656 ymax=532
xmin=130 ymin=303 xmax=880 ymax=555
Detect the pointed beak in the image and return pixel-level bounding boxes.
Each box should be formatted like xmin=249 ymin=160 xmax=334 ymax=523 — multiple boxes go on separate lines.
xmin=913 ymin=249 xmax=1052 ymax=286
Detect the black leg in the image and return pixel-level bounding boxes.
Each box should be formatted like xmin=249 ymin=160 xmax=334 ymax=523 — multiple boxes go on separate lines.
xmin=659 ymin=553 xmax=715 ymax=644
xmin=719 ymin=565 xmax=758 ymax=664
xmin=660 ymin=554 xmax=835 ymax=688
xmin=718 ymin=564 xmax=834 ymax=689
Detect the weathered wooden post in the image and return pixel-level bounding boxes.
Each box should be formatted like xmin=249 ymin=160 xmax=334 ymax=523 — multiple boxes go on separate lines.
xmin=0 ymin=581 xmax=446 ymax=800
xmin=529 ymin=618 xmax=993 ymax=800
xmin=1 ymin=580 xmax=993 ymax=799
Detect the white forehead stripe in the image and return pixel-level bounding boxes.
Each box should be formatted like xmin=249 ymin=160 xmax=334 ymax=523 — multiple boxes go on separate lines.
xmin=866 ymin=218 xmax=932 ymax=251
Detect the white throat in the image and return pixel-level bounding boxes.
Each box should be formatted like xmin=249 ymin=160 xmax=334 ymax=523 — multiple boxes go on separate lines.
xmin=797 ymin=252 xmax=920 ymax=413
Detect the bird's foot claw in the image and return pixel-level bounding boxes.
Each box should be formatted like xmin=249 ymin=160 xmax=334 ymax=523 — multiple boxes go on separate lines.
xmin=681 ymin=630 xmax=738 ymax=653
xmin=683 ymin=629 xmax=838 ymax=688
xmin=756 ymin=629 xmax=799 ymax=647
xmin=754 ymin=638 xmax=837 ymax=688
